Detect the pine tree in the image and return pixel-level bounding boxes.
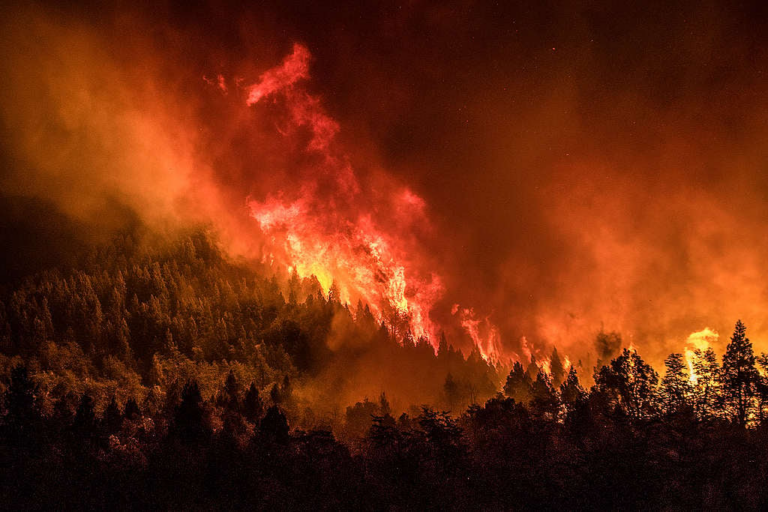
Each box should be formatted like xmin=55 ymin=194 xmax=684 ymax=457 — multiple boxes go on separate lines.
xmin=116 ymin=318 xmax=132 ymax=362
xmin=721 ymin=320 xmax=759 ymax=426
xmin=123 ymin=398 xmax=141 ymax=421
xmin=259 ymin=405 xmax=289 ymax=444
xmin=223 ymin=370 xmax=241 ymax=411
xmin=173 ymin=380 xmax=210 ymax=444
xmin=691 ymin=347 xmax=720 ymax=421
xmin=73 ymin=393 xmax=97 ymax=440
xmin=270 ymin=383 xmax=281 ymax=405
xmin=661 ymin=353 xmax=691 ymax=415
xmin=550 ymin=348 xmax=566 ymax=389
xmin=288 ymin=269 xmax=300 ymax=305
xmin=594 ymin=348 xmax=659 ymax=420
xmin=503 ymin=362 xmax=533 ymax=404
xmin=244 ymin=382 xmax=264 ymax=423
xmin=328 ymin=281 xmax=341 ymax=303
xmin=438 ymin=331 xmax=449 ymax=360
xmin=560 ymin=367 xmax=586 ymax=414
xmin=2 ymin=365 xmax=40 ymax=443
xmin=530 ymin=370 xmax=558 ymax=419
xmin=379 ymin=392 xmax=392 ymax=417
xmin=103 ymin=396 xmax=123 ymax=434
xmin=444 ymin=373 xmax=460 ymax=411
xmin=148 ymin=354 xmax=164 ymax=386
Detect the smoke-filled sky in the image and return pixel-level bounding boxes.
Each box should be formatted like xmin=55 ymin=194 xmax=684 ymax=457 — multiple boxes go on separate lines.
xmin=2 ymin=0 xmax=768 ymax=365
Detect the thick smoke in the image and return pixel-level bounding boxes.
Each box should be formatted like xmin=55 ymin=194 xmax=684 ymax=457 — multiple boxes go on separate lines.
xmin=2 ymin=1 xmax=768 ymax=366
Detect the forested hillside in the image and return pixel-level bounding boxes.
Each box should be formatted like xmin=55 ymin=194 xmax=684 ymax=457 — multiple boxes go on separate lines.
xmin=3 ymin=229 xmax=768 ymax=509
xmin=0 ymin=229 xmax=504 ymax=427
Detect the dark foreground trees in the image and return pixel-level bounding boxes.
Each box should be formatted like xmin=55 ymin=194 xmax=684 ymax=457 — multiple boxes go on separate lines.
xmin=722 ymin=320 xmax=759 ymax=426
xmin=1 ymin=231 xmax=768 ymax=509
xmin=3 ymin=320 xmax=768 ymax=510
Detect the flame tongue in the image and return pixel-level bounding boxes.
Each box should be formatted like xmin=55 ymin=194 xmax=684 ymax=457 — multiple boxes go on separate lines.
xmin=246 ymin=43 xmax=311 ymax=107
xmin=245 ymin=44 xmax=443 ymax=345
xmin=249 ymin=193 xmax=442 ymax=341
xmin=453 ymin=305 xmax=503 ymax=363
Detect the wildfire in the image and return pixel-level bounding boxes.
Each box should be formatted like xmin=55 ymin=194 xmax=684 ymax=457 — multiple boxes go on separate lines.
xmin=388 ymin=267 xmax=409 ymax=314
xmin=244 ymin=44 xmax=445 ymax=345
xmin=453 ymin=306 xmax=503 ymax=363
xmin=232 ymin=44 xmax=569 ymax=365
xmin=539 ymin=357 xmax=552 ymax=377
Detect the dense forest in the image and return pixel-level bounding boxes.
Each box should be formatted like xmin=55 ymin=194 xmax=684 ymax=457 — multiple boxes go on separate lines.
xmin=3 ymin=230 xmax=768 ymax=510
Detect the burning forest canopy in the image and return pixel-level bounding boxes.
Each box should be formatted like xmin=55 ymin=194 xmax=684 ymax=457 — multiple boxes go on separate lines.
xmin=2 ymin=0 xmax=768 ymax=423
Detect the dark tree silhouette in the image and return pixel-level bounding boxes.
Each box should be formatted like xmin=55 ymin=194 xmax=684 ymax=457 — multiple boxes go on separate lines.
xmin=172 ymin=380 xmax=210 ymax=444
xmin=103 ymin=395 xmax=123 ymax=434
xmin=594 ymin=348 xmax=658 ymax=420
xmin=243 ymin=382 xmax=264 ymax=423
xmin=661 ymin=353 xmax=691 ymax=415
xmin=72 ymin=393 xmax=97 ymax=440
xmin=721 ymin=320 xmax=759 ymax=425
xmin=1 ymin=229 xmax=767 ymax=510
xmin=691 ymin=347 xmax=721 ymax=420
xmin=503 ymin=362 xmax=533 ymax=404
xmin=444 ymin=373 xmax=460 ymax=410
xmin=222 ymin=370 xmax=241 ymax=411
xmin=1 ymin=365 xmax=40 ymax=444
xmin=550 ymin=348 xmax=566 ymax=388
xmin=530 ymin=370 xmax=558 ymax=420
xmin=259 ymin=405 xmax=289 ymax=444
xmin=269 ymin=382 xmax=282 ymax=405
xmin=123 ymin=397 xmax=141 ymax=420
xmin=560 ymin=366 xmax=586 ymax=413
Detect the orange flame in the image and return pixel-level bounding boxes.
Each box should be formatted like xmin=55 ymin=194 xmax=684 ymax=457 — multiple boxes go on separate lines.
xmin=245 ymin=44 xmax=444 ymax=345
xmin=453 ymin=305 xmax=503 ymax=363
xmin=539 ymin=357 xmax=552 ymax=377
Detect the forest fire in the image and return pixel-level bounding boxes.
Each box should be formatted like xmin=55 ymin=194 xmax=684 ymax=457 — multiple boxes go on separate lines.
xmin=244 ymin=43 xmax=465 ymax=352
xmin=2 ymin=1 xmax=768 ymax=367
xmin=3 ymin=1 xmax=768 ymax=508
xmin=250 ymin=188 xmax=445 ymax=343
xmin=453 ymin=305 xmax=503 ymax=363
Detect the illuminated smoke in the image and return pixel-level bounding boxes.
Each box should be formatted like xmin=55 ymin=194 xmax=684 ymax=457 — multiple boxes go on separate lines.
xmin=246 ymin=44 xmax=311 ymax=106
xmin=244 ymin=45 xmax=447 ymax=347
xmin=3 ymin=3 xmax=768 ymax=368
